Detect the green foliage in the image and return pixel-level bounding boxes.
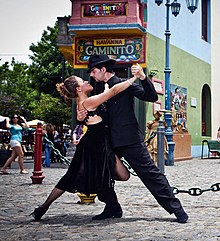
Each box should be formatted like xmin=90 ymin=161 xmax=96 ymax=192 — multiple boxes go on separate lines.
xmin=32 ymin=93 xmax=71 ymax=126
xmin=0 ymin=59 xmax=37 ymax=118
xmin=28 ymin=22 xmax=73 ymax=96
xmin=0 ymin=21 xmax=73 ymax=127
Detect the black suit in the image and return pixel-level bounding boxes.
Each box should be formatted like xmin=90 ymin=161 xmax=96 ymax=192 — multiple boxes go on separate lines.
xmin=98 ymin=75 xmax=183 ymax=214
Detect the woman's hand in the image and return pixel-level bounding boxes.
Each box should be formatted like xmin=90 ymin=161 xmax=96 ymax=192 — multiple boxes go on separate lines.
xmin=20 ymin=116 xmax=25 ymax=121
xmin=73 ymin=139 xmax=80 ymax=145
xmin=20 ymin=116 xmax=29 ymax=128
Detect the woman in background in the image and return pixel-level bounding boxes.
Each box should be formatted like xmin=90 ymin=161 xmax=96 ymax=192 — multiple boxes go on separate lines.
xmin=0 ymin=114 xmax=29 ymax=174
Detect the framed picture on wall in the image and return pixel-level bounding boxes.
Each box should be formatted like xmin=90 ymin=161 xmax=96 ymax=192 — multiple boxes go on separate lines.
xmin=151 ymin=78 xmax=164 ymax=95
xmin=170 ymin=84 xmax=188 ymax=133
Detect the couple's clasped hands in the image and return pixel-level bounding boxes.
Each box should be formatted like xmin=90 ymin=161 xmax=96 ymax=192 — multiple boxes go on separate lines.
xmin=131 ymin=63 xmax=146 ymax=80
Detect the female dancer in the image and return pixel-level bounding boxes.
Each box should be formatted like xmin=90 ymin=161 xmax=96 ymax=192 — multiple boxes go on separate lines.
xmin=0 ymin=114 xmax=29 ymax=174
xmin=31 ymin=73 xmax=138 ymax=220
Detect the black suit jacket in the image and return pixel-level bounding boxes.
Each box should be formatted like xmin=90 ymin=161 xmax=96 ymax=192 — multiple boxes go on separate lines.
xmin=107 ymin=75 xmax=158 ymax=148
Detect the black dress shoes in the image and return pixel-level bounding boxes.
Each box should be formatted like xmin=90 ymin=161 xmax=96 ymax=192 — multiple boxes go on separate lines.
xmin=92 ymin=203 xmax=123 ymax=220
xmin=174 ymin=207 xmax=189 ymax=223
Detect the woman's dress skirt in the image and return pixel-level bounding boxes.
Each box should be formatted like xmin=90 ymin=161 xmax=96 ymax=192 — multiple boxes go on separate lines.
xmin=56 ymin=122 xmax=115 ymax=195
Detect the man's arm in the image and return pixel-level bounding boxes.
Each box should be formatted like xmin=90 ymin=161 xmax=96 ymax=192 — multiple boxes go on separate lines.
xmin=76 ymin=109 xmax=87 ymax=124
xmin=130 ymin=64 xmax=158 ymax=102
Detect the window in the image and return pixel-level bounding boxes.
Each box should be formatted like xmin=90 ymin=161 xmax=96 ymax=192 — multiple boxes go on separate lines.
xmin=201 ymin=0 xmax=211 ymax=43
xmin=201 ymin=84 xmax=211 ymax=136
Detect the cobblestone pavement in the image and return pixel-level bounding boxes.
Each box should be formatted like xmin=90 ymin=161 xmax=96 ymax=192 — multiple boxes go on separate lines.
xmin=0 ymin=158 xmax=220 ymax=241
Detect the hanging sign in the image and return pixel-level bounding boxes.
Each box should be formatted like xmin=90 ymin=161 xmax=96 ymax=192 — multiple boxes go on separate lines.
xmin=83 ymin=3 xmax=127 ymax=17
xmin=74 ymin=36 xmax=146 ymax=68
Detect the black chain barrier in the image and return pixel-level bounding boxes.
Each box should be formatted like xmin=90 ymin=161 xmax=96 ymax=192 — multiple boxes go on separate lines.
xmin=43 ymin=135 xmax=220 ymax=196
xmin=172 ymin=183 xmax=220 ymax=196
xmin=121 ymin=158 xmax=138 ymax=176
xmin=43 ymin=135 xmax=71 ymax=165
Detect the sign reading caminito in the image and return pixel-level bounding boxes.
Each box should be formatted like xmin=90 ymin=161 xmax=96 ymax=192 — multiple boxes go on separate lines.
xmin=75 ymin=36 xmax=146 ymax=68
xmin=83 ymin=3 xmax=127 ymax=17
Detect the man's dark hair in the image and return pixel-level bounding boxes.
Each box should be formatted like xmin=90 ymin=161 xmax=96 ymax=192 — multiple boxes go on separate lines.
xmin=95 ymin=63 xmax=114 ymax=73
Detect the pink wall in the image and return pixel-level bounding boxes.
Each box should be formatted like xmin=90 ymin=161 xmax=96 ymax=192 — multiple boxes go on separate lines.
xmin=69 ymin=0 xmax=144 ymax=26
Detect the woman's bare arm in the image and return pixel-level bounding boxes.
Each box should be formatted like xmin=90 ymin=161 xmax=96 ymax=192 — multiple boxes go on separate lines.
xmin=83 ymin=76 xmax=137 ymax=110
xmin=20 ymin=116 xmax=29 ymax=129
xmin=5 ymin=117 xmax=10 ymax=129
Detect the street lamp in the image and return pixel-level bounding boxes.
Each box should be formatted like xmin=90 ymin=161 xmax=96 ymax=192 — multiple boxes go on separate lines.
xmin=155 ymin=0 xmax=198 ymax=165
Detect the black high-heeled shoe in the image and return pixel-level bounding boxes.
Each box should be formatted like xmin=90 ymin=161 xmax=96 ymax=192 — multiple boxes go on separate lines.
xmin=30 ymin=206 xmax=48 ymax=220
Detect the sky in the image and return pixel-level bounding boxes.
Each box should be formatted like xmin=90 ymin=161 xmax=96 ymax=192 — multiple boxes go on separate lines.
xmin=0 ymin=0 xmax=71 ymax=65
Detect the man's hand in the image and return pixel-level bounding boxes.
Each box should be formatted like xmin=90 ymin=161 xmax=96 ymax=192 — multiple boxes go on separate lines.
xmin=77 ymin=109 xmax=87 ymax=121
xmin=131 ymin=63 xmax=146 ymax=80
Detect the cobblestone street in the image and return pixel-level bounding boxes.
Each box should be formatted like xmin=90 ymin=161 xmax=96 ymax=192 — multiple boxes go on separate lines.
xmin=0 ymin=158 xmax=220 ymax=241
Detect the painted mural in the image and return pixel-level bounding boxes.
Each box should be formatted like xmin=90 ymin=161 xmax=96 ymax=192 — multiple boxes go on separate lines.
xmin=170 ymin=84 xmax=188 ymax=133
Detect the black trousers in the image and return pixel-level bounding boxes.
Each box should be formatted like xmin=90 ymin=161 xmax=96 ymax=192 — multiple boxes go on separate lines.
xmin=98 ymin=142 xmax=183 ymax=214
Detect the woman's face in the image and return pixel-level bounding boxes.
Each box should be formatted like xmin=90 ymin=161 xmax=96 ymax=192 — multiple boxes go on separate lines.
xmin=76 ymin=76 xmax=93 ymax=94
xmin=12 ymin=115 xmax=19 ymax=123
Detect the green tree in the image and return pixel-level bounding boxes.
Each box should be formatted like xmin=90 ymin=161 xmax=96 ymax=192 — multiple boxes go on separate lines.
xmin=28 ymin=22 xmax=73 ymax=96
xmin=0 ymin=59 xmax=37 ymax=118
xmin=32 ymin=93 xmax=71 ymax=126
xmin=28 ymin=20 xmax=74 ymax=126
xmin=0 ymin=21 xmax=73 ymax=127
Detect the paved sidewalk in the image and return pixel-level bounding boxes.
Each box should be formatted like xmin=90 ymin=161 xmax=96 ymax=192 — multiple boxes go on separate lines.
xmin=0 ymin=158 xmax=220 ymax=241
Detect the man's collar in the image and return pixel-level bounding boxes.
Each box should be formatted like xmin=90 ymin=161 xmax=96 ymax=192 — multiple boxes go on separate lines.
xmin=107 ymin=75 xmax=117 ymax=87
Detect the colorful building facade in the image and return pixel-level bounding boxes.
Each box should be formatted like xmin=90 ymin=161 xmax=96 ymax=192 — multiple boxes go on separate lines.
xmin=57 ymin=0 xmax=217 ymax=160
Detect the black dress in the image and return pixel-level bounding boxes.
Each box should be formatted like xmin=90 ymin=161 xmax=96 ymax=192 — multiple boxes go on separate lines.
xmin=56 ymin=110 xmax=115 ymax=195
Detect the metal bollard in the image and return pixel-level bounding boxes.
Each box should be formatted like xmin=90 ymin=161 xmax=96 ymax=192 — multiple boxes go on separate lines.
xmin=30 ymin=123 xmax=45 ymax=184
xmin=157 ymin=120 xmax=165 ymax=174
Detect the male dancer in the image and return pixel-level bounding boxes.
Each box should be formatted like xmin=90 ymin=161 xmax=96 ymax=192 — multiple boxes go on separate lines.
xmin=79 ymin=54 xmax=188 ymax=223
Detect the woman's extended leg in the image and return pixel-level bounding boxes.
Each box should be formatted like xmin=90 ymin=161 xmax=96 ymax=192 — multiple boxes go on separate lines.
xmin=31 ymin=187 xmax=65 ymax=220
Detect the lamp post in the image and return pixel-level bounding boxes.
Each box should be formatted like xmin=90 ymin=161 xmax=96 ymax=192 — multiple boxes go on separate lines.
xmin=155 ymin=0 xmax=198 ymax=165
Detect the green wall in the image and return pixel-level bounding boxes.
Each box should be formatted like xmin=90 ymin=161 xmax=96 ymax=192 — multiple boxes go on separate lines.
xmin=146 ymin=33 xmax=211 ymax=147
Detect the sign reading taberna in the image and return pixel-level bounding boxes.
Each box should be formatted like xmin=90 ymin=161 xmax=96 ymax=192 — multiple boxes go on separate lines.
xmin=83 ymin=3 xmax=127 ymax=17
xmin=74 ymin=37 xmax=146 ymax=67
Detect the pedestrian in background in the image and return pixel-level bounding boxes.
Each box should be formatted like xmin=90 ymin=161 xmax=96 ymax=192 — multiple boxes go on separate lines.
xmin=0 ymin=114 xmax=29 ymax=175
xmin=72 ymin=124 xmax=86 ymax=145
xmin=42 ymin=123 xmax=54 ymax=167
xmin=217 ymin=127 xmax=220 ymax=142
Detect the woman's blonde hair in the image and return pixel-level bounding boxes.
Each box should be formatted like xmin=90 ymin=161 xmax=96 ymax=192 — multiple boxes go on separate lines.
xmin=56 ymin=76 xmax=79 ymax=105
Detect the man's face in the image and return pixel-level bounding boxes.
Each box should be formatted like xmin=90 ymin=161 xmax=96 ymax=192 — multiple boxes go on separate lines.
xmin=90 ymin=67 xmax=106 ymax=82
